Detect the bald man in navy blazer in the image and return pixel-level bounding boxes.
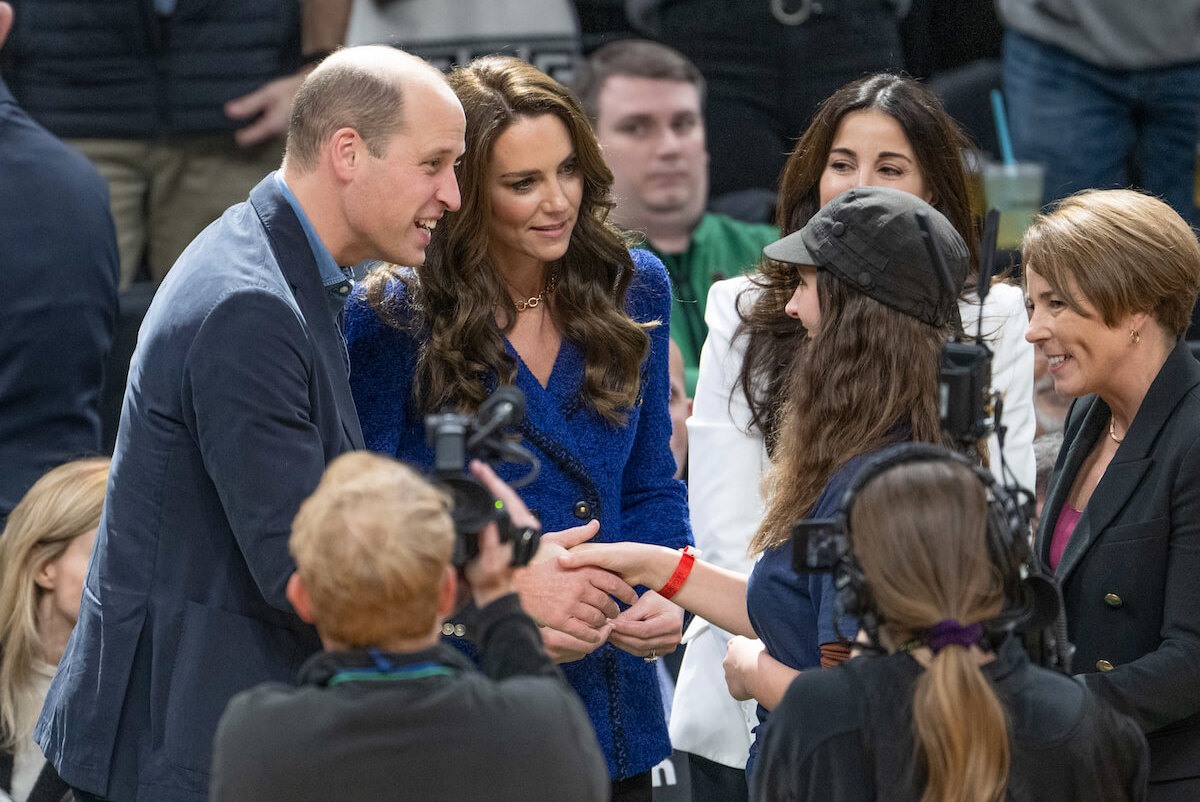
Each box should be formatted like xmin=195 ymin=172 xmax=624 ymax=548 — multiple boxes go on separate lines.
xmin=35 ymin=46 xmax=465 ymax=802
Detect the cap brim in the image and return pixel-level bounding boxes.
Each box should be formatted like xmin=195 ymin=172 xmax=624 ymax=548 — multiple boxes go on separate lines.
xmin=763 ymin=229 xmax=820 ymax=266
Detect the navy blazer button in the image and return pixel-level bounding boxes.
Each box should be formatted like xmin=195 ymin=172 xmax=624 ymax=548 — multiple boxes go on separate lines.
xmin=442 ymin=623 xmax=455 ymax=636
xmin=574 ymin=501 xmax=591 ymax=519
xmin=1104 ymin=593 xmax=1123 ymax=608
xmin=1096 ymin=659 xmax=1114 ymax=672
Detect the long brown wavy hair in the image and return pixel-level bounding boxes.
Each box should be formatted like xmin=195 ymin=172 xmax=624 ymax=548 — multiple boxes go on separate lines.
xmin=738 ymin=73 xmax=978 ymax=453
xmin=850 ymin=459 xmax=1010 ymax=802
xmin=751 ymin=275 xmax=953 ymax=552
xmin=363 ymin=56 xmax=652 ymax=424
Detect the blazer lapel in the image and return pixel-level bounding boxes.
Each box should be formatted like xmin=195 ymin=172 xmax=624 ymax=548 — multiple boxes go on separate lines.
xmin=1051 ymin=340 xmax=1200 ymax=585
xmin=249 ymin=176 xmax=365 ymax=450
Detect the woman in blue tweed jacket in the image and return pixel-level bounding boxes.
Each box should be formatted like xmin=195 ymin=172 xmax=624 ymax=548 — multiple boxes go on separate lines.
xmin=344 ymin=56 xmax=691 ymax=800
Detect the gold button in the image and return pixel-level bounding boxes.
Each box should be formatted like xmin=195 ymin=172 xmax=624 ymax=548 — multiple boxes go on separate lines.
xmin=573 ymin=500 xmax=592 ymax=520
xmin=1096 ymin=659 xmax=1114 ymax=672
xmin=1104 ymin=593 xmax=1123 ymax=608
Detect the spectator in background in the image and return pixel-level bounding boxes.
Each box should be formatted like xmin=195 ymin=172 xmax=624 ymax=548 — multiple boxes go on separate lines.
xmin=345 ymin=0 xmax=581 ymax=84
xmin=573 ymin=39 xmax=777 ymax=393
xmin=1031 ymin=431 xmax=1063 ymax=529
xmin=627 ymin=0 xmax=905 ymax=206
xmin=0 ymin=0 xmax=351 ymax=288
xmin=0 ymin=1 xmax=118 ymax=527
xmin=34 ymin=47 xmax=465 ymax=802
xmin=0 ymin=458 xmax=109 ymax=802
xmin=998 ymin=0 xmax=1200 ymax=228
xmin=210 ymin=454 xmax=608 ymax=802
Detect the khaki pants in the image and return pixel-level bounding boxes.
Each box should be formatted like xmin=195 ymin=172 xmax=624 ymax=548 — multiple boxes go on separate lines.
xmin=69 ymin=136 xmax=283 ymax=288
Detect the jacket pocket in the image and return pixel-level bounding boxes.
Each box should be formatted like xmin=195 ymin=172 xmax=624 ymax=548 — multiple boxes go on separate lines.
xmin=164 ymin=601 xmax=306 ymax=775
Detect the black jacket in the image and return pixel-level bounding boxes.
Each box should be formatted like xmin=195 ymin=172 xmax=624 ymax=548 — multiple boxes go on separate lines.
xmin=753 ymin=637 xmax=1149 ymax=801
xmin=210 ymin=594 xmax=609 ymax=802
xmin=0 ymin=76 xmax=118 ymax=524
xmin=0 ymin=0 xmax=301 ymax=138
xmin=1036 ymin=340 xmax=1200 ymax=783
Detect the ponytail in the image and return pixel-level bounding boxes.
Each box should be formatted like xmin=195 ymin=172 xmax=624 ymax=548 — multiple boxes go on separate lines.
xmin=847 ymin=459 xmax=1012 ymax=802
xmin=913 ymin=643 xmax=1009 ymax=802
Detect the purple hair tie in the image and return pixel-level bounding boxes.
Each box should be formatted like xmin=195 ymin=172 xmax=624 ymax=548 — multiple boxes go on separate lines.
xmin=925 ymin=620 xmax=983 ymax=654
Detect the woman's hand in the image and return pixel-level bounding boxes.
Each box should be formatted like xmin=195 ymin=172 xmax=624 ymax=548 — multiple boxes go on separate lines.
xmin=723 ymin=636 xmax=798 ymax=711
xmin=723 ymin=636 xmax=765 ymax=701
xmin=608 ymin=590 xmax=684 ymax=659
xmin=559 ymin=541 xmax=676 ymax=589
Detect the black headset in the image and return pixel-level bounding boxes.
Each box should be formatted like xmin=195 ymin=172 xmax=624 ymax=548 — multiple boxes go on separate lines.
xmin=791 ymin=442 xmax=1071 ymax=669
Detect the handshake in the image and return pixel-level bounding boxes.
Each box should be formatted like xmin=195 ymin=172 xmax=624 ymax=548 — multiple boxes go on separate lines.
xmin=474 ymin=468 xmax=686 ymax=664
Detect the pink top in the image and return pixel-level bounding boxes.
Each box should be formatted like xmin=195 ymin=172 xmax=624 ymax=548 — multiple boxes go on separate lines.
xmin=1049 ymin=501 xmax=1082 ymax=571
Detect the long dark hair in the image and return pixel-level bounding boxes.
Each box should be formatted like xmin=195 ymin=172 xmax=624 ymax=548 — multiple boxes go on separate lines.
xmin=363 ymin=56 xmax=652 ymax=424
xmin=738 ymin=73 xmax=978 ymax=453
xmin=752 ymin=274 xmax=952 ymax=552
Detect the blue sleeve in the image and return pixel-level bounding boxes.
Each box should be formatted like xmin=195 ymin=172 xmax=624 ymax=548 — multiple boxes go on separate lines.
xmin=620 ymin=250 xmax=693 ymax=551
xmin=344 ymin=280 xmax=418 ymax=458
xmin=807 ymin=460 xmax=867 ymax=645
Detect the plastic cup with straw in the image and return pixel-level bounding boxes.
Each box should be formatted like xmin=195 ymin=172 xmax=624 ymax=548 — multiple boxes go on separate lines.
xmin=984 ymin=89 xmax=1045 ymax=249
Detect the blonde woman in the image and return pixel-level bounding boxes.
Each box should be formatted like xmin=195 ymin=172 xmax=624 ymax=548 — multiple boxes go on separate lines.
xmin=0 ymin=458 xmax=108 ymax=802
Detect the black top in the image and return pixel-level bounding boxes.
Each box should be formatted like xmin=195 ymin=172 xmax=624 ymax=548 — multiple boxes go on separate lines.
xmin=753 ymin=637 xmax=1149 ymax=801
xmin=210 ymin=594 xmax=609 ymax=802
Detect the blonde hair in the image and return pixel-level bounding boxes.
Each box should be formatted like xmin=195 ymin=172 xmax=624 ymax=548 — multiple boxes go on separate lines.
xmin=0 ymin=458 xmax=109 ymax=748
xmin=1023 ymin=189 xmax=1200 ymax=338
xmin=289 ymin=452 xmax=454 ymax=646
xmin=849 ymin=459 xmax=1009 ymax=802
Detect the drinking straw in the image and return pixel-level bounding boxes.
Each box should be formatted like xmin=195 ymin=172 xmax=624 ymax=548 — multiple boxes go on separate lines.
xmin=990 ymin=89 xmax=1016 ymax=166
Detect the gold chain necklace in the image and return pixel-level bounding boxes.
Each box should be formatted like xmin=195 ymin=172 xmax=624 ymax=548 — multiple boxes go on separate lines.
xmin=512 ymin=271 xmax=559 ymax=312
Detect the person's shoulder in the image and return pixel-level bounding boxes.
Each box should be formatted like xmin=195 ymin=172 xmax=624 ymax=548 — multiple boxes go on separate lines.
xmin=772 ymin=658 xmax=875 ymax=748
xmin=627 ymin=248 xmax=672 ymax=315
xmin=702 ymin=212 xmax=779 ymax=245
xmin=215 ymin=681 xmax=306 ymax=745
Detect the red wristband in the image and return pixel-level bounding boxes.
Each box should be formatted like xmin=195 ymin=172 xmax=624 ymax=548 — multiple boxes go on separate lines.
xmin=658 ymin=546 xmax=697 ymax=599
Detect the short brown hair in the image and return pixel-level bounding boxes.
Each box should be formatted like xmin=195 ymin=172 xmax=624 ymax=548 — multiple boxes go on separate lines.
xmin=1022 ymin=189 xmax=1200 ymax=338
xmin=289 ymin=452 xmax=454 ymax=646
xmin=285 ymin=46 xmax=443 ymax=173
xmin=572 ymin=39 xmax=706 ymax=123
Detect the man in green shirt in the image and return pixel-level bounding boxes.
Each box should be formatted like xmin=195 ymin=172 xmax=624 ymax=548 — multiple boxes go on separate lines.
xmin=574 ymin=40 xmax=777 ymax=393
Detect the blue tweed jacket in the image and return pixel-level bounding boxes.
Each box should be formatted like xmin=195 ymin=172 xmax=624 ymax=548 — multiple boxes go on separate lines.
xmin=345 ymin=249 xmax=692 ymax=779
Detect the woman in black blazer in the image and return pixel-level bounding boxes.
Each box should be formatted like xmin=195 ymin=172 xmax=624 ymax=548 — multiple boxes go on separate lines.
xmin=1024 ymin=189 xmax=1200 ymax=800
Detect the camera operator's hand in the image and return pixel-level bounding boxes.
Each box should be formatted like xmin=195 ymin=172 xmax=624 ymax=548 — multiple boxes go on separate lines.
xmin=464 ymin=460 xmax=534 ymax=608
xmin=608 ymin=590 xmax=683 ymax=660
xmin=463 ymin=522 xmax=514 ymax=609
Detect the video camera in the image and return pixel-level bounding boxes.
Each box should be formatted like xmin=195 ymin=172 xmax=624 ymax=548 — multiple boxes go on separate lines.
xmin=425 ymin=385 xmax=541 ymax=568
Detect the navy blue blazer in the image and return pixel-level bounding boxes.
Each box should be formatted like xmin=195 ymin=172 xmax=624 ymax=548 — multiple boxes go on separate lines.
xmin=0 ymin=76 xmax=118 ymax=524
xmin=35 ymin=175 xmax=364 ymax=802
xmin=1036 ymin=339 xmax=1200 ymax=784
